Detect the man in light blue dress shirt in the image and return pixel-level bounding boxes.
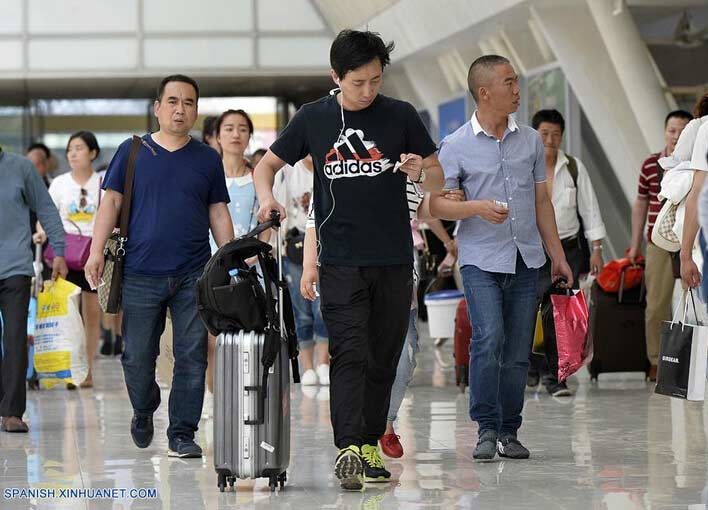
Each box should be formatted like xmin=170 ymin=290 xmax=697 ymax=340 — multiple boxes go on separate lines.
xmin=431 ymin=55 xmax=573 ymax=461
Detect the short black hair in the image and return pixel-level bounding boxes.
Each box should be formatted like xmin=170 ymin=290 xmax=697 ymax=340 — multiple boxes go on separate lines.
xmin=66 ymin=131 xmax=100 ymax=161
xmin=330 ymin=29 xmax=394 ymax=80
xmin=532 ymin=109 xmax=566 ymax=133
xmin=156 ymin=74 xmax=200 ymax=102
xmin=467 ymin=55 xmax=511 ymax=102
xmin=215 ymin=109 xmax=254 ymax=136
xmin=202 ymin=115 xmax=218 ymax=141
xmin=665 ymin=109 xmax=692 ymax=127
xmin=251 ymin=148 xmax=267 ymax=158
xmin=27 ymin=142 xmax=51 ymax=159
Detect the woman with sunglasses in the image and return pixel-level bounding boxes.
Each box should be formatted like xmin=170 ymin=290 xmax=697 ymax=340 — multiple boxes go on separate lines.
xmin=45 ymin=131 xmax=102 ymax=389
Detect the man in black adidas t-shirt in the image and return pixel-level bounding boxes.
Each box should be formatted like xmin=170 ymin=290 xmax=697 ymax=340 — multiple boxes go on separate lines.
xmin=254 ymin=30 xmax=443 ymax=490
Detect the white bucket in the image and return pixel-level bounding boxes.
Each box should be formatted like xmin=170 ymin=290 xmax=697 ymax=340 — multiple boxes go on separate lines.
xmin=424 ymin=290 xmax=464 ymax=339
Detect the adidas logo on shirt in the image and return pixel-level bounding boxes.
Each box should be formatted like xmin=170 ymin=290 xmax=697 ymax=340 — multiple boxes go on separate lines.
xmin=323 ymin=128 xmax=392 ymax=179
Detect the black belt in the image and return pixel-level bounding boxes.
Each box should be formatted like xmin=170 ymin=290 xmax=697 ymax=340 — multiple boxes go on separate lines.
xmin=561 ymin=234 xmax=579 ymax=249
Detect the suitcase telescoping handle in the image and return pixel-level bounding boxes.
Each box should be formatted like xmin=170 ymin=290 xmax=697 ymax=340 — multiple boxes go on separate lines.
xmin=618 ymin=264 xmax=645 ymax=305
xmin=244 ymin=385 xmax=265 ymax=425
xmin=253 ymin=210 xmax=286 ymax=336
xmin=243 ymin=210 xmax=286 ymax=338
xmin=244 ymin=210 xmax=281 ymax=240
xmin=272 ymin=211 xmax=285 ymax=336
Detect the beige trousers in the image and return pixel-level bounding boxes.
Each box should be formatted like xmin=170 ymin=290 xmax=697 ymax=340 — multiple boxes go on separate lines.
xmin=644 ymin=243 xmax=675 ymax=365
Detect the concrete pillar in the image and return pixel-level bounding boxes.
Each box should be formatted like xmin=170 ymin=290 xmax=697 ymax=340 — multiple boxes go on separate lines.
xmin=530 ymin=1 xmax=665 ymax=201
xmin=585 ymin=0 xmax=671 ymax=151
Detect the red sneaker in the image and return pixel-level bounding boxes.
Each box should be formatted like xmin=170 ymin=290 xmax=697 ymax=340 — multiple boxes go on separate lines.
xmin=380 ymin=434 xmax=403 ymax=458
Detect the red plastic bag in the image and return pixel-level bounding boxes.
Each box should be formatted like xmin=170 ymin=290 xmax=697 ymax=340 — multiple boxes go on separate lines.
xmin=552 ymin=290 xmax=591 ymax=382
xmin=596 ymin=257 xmax=644 ymax=293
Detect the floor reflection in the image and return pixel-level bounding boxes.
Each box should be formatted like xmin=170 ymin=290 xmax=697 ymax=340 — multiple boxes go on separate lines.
xmin=1 ymin=328 xmax=708 ymax=509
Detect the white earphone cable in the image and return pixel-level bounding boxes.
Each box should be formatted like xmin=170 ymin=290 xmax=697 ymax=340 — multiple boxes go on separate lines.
xmin=316 ymin=86 xmax=345 ymax=265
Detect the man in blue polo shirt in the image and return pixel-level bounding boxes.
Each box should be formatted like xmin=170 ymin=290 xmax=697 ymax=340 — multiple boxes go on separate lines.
xmin=431 ymin=55 xmax=573 ymax=461
xmin=85 ymin=75 xmax=234 ymax=458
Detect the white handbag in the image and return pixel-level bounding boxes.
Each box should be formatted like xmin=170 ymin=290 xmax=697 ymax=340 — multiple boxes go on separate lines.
xmin=652 ymin=199 xmax=681 ymax=252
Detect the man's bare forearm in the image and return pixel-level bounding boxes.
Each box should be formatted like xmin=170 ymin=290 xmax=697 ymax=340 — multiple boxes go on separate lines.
xmin=90 ymin=195 xmax=121 ymax=256
xmin=254 ymin=166 xmax=277 ymax=203
xmin=681 ymin=171 xmax=707 ymax=262
xmin=630 ymin=198 xmax=649 ymax=252
xmin=419 ymin=163 xmax=445 ymax=192
xmin=254 ymin=151 xmax=286 ymax=204
xmin=536 ymin=198 xmax=564 ymax=262
xmin=303 ymin=227 xmax=317 ymax=269
xmin=430 ymin=193 xmax=478 ymax=221
xmin=209 ymin=203 xmax=235 ymax=248
xmin=427 ymin=219 xmax=453 ymax=245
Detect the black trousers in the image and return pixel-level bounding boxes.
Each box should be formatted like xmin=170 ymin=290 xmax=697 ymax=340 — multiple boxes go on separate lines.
xmin=0 ymin=276 xmax=30 ymax=417
xmin=530 ymin=236 xmax=585 ymax=383
xmin=319 ymin=264 xmax=413 ymax=448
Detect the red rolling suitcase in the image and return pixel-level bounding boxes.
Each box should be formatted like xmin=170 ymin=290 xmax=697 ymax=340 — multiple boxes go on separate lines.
xmin=454 ymin=298 xmax=472 ymax=390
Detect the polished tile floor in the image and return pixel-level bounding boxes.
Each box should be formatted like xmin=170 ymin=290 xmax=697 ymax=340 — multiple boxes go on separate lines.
xmin=2 ymin=325 xmax=708 ymax=510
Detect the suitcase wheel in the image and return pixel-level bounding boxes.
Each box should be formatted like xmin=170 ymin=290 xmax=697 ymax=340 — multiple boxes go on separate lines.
xmin=589 ymin=359 xmax=600 ymax=381
xmin=278 ymin=472 xmax=287 ymax=490
xmin=269 ymin=475 xmax=277 ymax=492
xmin=218 ymin=472 xmax=227 ymax=492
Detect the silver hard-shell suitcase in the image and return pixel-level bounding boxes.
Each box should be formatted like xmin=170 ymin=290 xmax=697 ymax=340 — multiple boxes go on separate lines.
xmin=213 ymin=222 xmax=292 ymax=492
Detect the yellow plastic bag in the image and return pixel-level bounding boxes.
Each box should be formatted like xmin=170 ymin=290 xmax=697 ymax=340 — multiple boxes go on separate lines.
xmin=532 ymin=308 xmax=544 ymax=354
xmin=34 ymin=278 xmax=88 ymax=388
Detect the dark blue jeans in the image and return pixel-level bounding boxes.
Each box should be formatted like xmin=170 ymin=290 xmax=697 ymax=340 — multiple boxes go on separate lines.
xmin=282 ymin=257 xmax=328 ymax=349
xmin=461 ymin=255 xmax=539 ymax=436
xmin=121 ymin=269 xmax=207 ymax=441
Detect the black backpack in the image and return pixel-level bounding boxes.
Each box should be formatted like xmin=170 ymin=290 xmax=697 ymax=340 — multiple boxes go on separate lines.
xmin=196 ymin=217 xmax=300 ymax=391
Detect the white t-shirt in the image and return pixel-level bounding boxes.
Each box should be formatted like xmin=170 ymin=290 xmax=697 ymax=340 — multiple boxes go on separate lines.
xmin=273 ymin=160 xmax=313 ymax=233
xmin=660 ymin=116 xmax=708 ymax=171
xmin=48 ymin=171 xmax=101 ymax=237
xmin=691 ymin=121 xmax=708 ymax=172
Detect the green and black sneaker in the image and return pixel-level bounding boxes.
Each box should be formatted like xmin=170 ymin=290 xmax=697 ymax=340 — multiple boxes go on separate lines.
xmin=361 ymin=444 xmax=391 ymax=483
xmin=334 ymin=445 xmax=364 ymax=491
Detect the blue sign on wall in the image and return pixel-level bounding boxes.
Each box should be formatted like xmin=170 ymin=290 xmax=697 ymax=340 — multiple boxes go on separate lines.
xmin=438 ymin=96 xmax=467 ymax=141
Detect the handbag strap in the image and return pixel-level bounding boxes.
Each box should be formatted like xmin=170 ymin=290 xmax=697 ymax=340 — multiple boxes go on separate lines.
xmin=671 ymin=289 xmax=702 ymax=329
xmin=65 ymin=218 xmax=84 ymax=236
xmin=118 ymin=136 xmax=143 ymax=237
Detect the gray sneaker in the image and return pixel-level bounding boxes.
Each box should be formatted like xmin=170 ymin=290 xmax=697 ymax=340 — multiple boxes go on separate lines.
xmin=473 ymin=430 xmax=498 ymax=460
xmin=496 ymin=435 xmax=530 ymax=459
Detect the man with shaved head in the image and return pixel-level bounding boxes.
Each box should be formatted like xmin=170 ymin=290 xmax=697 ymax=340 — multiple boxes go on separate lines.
xmin=431 ymin=55 xmax=572 ymax=461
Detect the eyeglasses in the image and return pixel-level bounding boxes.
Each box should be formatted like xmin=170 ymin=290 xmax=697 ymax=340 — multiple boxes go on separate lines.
xmin=79 ymin=188 xmax=87 ymax=209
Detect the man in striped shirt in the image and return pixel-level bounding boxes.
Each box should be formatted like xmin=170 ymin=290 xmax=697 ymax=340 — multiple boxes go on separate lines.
xmin=628 ymin=109 xmax=692 ymax=381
